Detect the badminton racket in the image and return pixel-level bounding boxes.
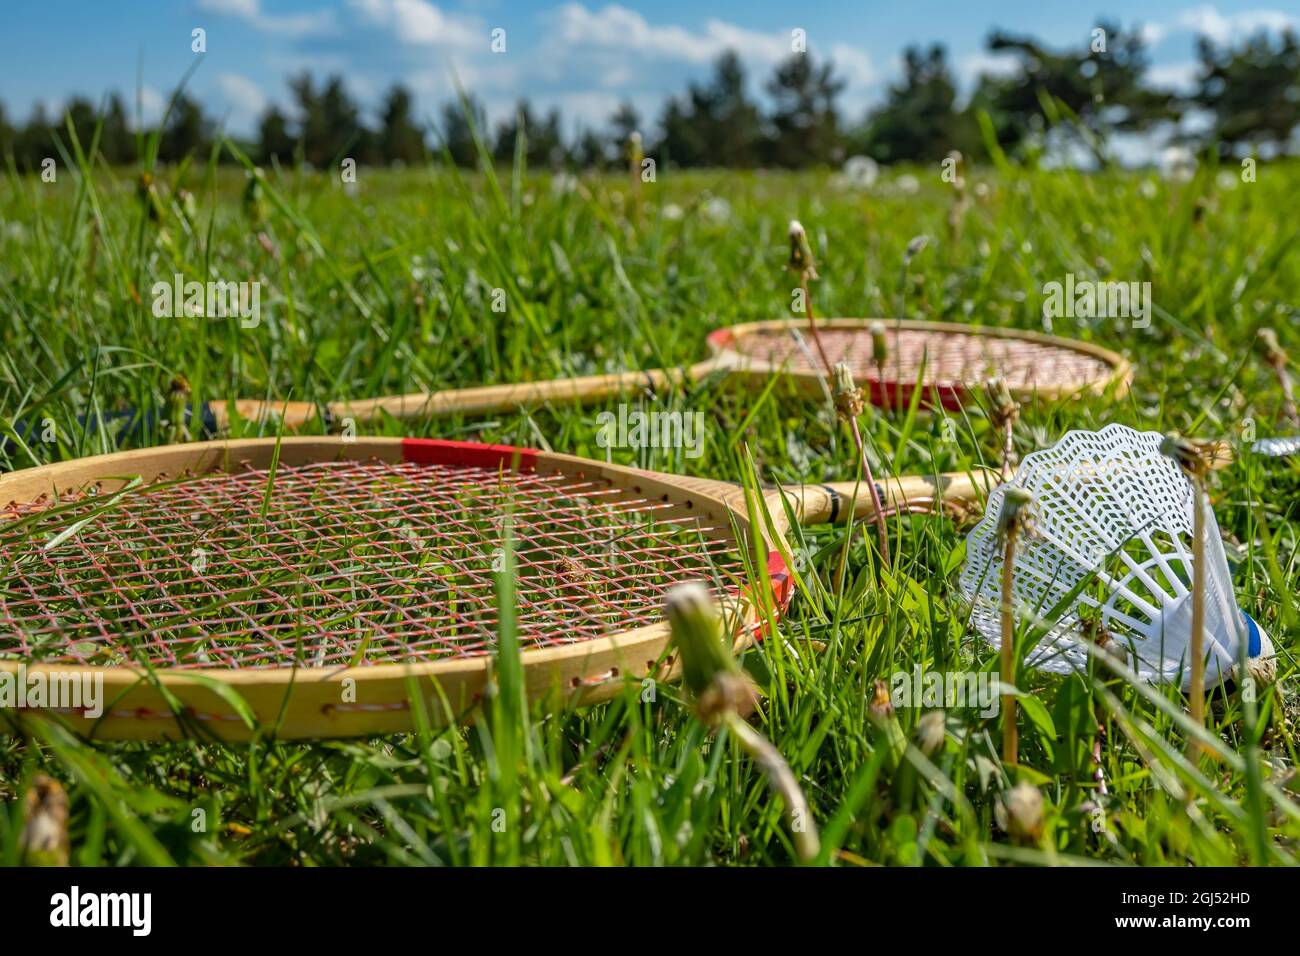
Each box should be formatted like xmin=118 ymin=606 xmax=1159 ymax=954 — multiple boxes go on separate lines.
xmin=11 ymin=319 xmax=1129 ymax=441
xmin=0 ymin=436 xmax=995 ymax=740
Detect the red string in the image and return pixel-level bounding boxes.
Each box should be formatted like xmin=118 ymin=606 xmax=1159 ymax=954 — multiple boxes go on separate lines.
xmin=730 ymin=327 xmax=1113 ymax=401
xmin=0 ymin=458 xmax=748 ymax=669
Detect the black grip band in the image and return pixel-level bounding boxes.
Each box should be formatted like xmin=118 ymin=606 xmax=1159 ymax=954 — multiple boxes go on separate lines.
xmin=819 ymin=484 xmax=841 ymax=523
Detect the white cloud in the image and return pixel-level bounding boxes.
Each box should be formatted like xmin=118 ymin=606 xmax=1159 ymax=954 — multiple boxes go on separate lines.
xmin=1137 ymin=22 xmax=1169 ymax=46
xmin=217 ymin=73 xmax=268 ymax=121
xmin=348 ymin=0 xmax=480 ymax=47
xmin=197 ymin=0 xmax=259 ymax=16
xmin=536 ymin=1 xmax=882 ymax=120
xmin=197 ymin=0 xmax=336 ymax=38
xmin=830 ymin=44 xmax=879 ymax=116
xmin=698 ymin=18 xmax=792 ymax=64
xmin=831 ymin=44 xmax=876 ymax=87
xmin=547 ymin=3 xmax=790 ymax=66
xmin=540 ymin=90 xmax=624 ymax=128
xmin=1146 ymin=61 xmax=1200 ymax=92
xmin=1176 ymin=5 xmax=1297 ymax=43
xmin=1137 ymin=5 xmax=1299 ymax=46
xmin=957 ymin=52 xmax=1020 ymax=86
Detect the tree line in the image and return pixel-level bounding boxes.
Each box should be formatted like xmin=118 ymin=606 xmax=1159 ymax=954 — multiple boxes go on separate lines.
xmin=2 ymin=22 xmax=1297 ymax=171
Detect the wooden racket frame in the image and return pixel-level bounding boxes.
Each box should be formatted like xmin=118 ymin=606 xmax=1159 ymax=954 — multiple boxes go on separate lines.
xmin=0 ymin=436 xmax=993 ymax=741
xmin=208 ymin=318 xmax=1132 ymax=430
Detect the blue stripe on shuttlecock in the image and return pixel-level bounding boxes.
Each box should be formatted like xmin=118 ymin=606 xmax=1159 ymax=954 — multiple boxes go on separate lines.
xmin=1243 ymin=612 xmax=1263 ymax=658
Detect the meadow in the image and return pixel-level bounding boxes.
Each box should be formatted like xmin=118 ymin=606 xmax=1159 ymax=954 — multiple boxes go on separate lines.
xmin=0 ymin=144 xmax=1297 ymax=865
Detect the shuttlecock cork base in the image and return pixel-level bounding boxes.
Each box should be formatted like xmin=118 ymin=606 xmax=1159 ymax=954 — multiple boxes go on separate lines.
xmin=959 ymin=424 xmax=1275 ymax=692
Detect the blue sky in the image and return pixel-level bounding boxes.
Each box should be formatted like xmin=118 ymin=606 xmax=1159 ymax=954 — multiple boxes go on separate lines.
xmin=1 ymin=1 xmax=1297 ymax=137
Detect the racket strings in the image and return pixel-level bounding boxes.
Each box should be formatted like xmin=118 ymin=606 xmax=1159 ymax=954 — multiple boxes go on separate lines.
xmin=0 ymin=459 xmax=745 ymax=669
xmin=731 ymin=327 xmax=1115 ymax=391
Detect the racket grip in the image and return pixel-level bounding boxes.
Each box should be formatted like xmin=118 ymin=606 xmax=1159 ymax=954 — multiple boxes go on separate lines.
xmin=798 ymin=469 xmax=998 ymax=524
xmin=326 ymin=367 xmax=690 ymax=423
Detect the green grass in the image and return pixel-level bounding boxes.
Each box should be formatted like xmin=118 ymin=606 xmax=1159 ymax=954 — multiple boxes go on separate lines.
xmin=0 ymin=141 xmax=1298 ymax=865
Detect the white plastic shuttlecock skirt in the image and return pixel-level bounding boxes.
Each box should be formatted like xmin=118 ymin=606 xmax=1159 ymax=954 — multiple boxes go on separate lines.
xmin=960 ymin=424 xmax=1273 ymax=690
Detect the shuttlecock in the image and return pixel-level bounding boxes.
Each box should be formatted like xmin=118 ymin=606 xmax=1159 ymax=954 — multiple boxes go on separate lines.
xmin=959 ymin=424 xmax=1274 ymax=691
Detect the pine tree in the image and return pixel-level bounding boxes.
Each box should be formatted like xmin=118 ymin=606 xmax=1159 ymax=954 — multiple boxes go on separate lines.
xmin=494 ymin=100 xmax=567 ymax=168
xmin=606 ymin=100 xmax=641 ymax=162
xmin=764 ymin=53 xmax=846 ymax=167
xmin=15 ymin=104 xmax=52 ymax=170
xmin=320 ymin=75 xmax=371 ymax=165
xmin=257 ymin=105 xmax=295 ymax=164
xmin=973 ymin=22 xmax=1176 ymax=164
xmin=101 ymin=93 xmax=134 ymax=165
xmin=62 ymin=97 xmax=100 ymax=157
xmin=0 ymin=103 xmax=12 ymax=162
xmin=858 ymin=45 xmax=973 ymax=163
xmin=378 ymin=84 xmax=426 ymax=165
xmin=158 ymin=93 xmax=210 ymax=163
xmin=1191 ymin=29 xmax=1300 ymax=157
xmin=289 ymin=73 xmax=328 ymax=167
xmin=572 ymin=126 xmax=607 ymax=168
xmin=438 ymin=95 xmax=487 ymax=168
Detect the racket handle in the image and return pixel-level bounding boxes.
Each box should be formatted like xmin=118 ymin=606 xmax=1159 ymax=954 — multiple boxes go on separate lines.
xmin=206 ymin=400 xmax=321 ymax=431
xmin=2 ymin=365 xmax=704 ymax=447
xmin=188 ymin=371 xmax=690 ymax=430
xmin=325 ymin=367 xmax=695 ymax=423
xmin=796 ymin=469 xmax=997 ymax=525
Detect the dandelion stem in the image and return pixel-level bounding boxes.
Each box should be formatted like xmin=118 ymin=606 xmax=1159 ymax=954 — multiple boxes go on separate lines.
xmin=1162 ymin=433 xmax=1211 ymax=759
xmin=1260 ymin=328 xmax=1299 ymax=429
xmin=787 ymin=220 xmax=833 ymax=376
xmin=666 ymin=583 xmax=819 ymax=863
xmin=801 ymin=274 xmax=834 ymax=375
xmin=985 ymin=379 xmax=1020 ymax=481
xmin=996 ymin=487 xmax=1033 ymax=767
xmin=722 ymin=711 xmax=820 ymax=863
xmin=834 ymin=363 xmax=890 ymax=567
xmin=1092 ymin=727 xmax=1109 ymax=798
